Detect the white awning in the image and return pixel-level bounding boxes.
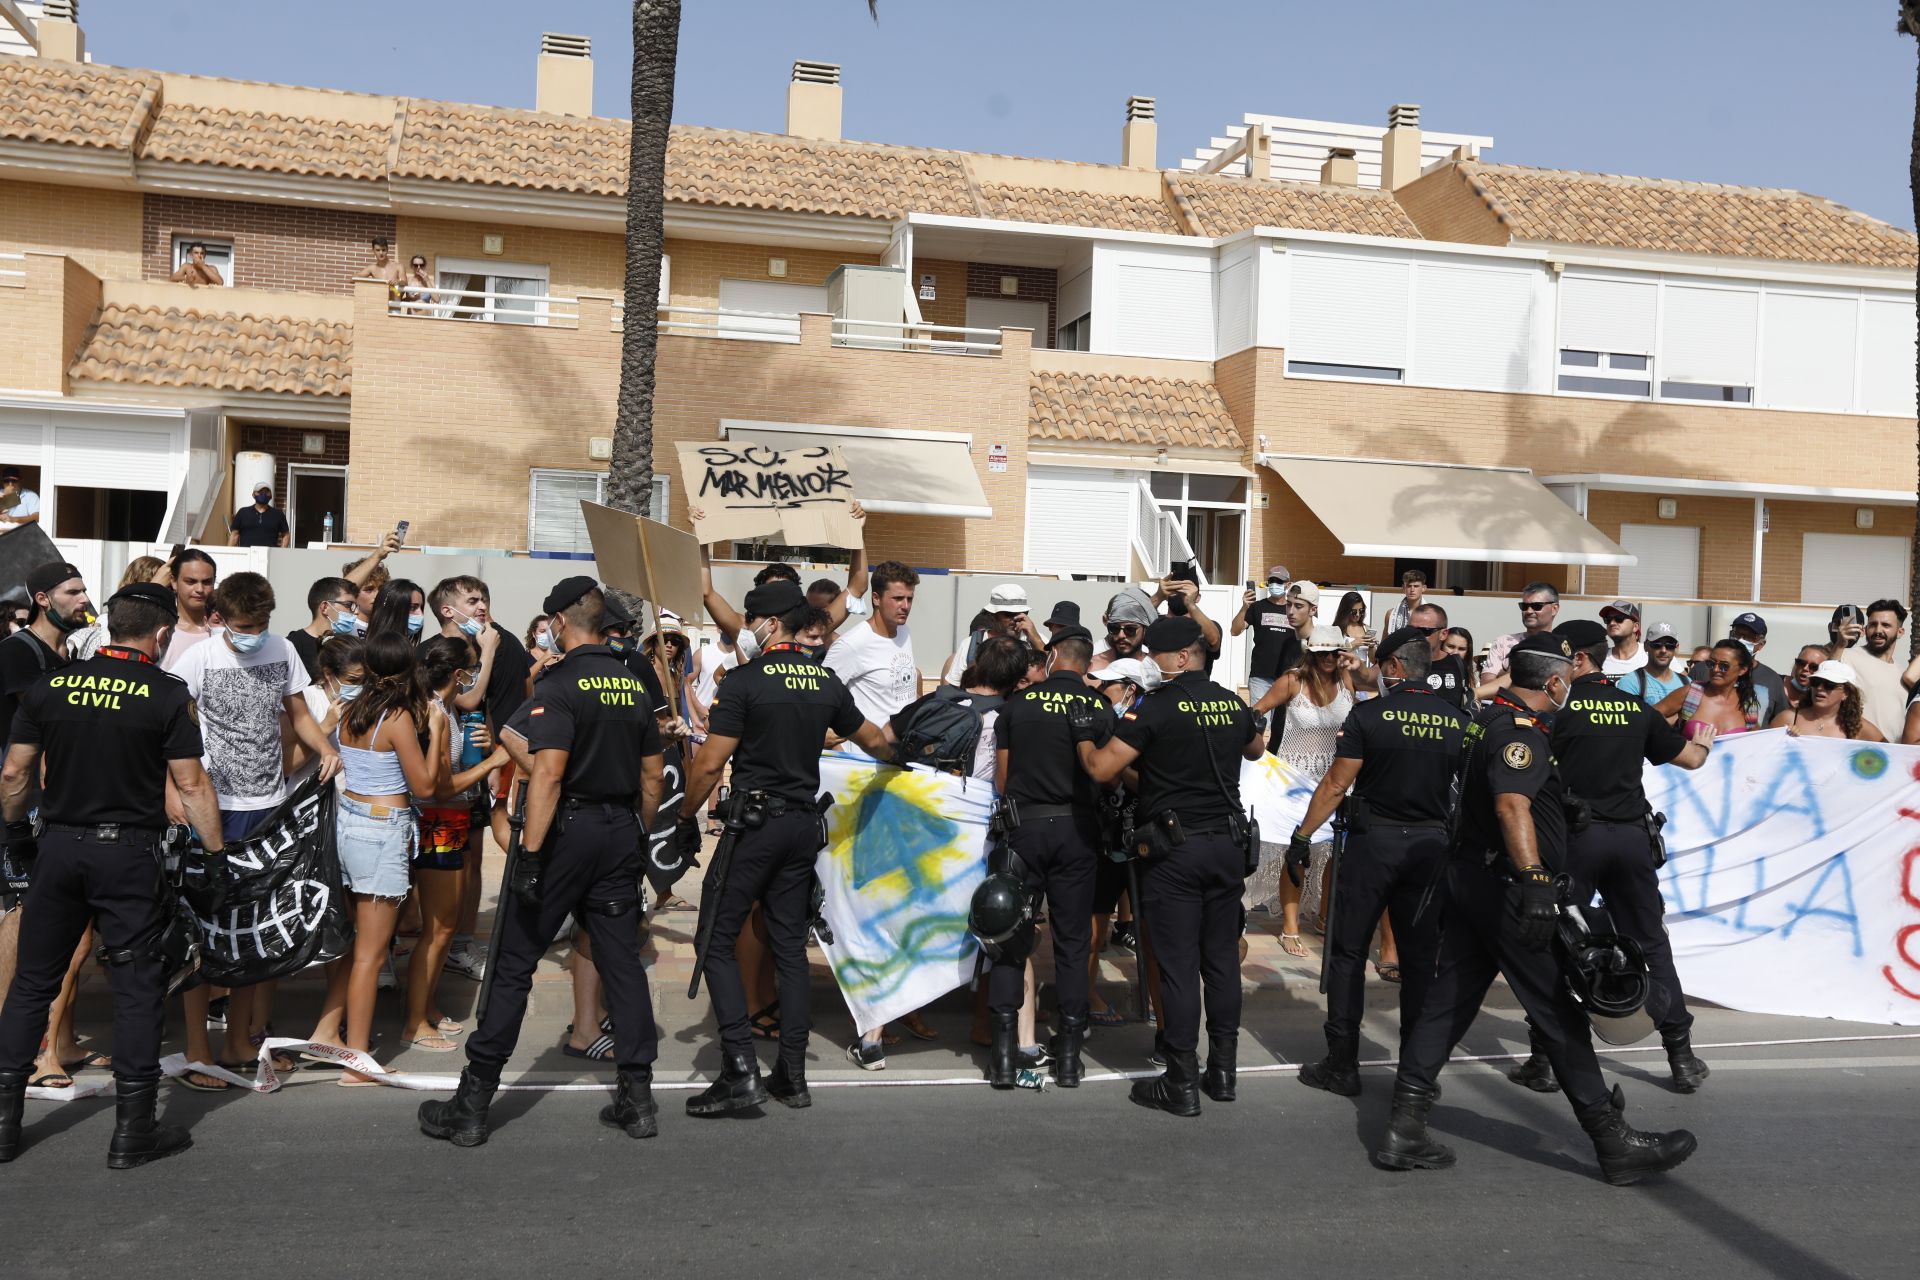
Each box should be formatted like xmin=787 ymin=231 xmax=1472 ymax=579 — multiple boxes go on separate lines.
xmin=1263 ymin=454 xmax=1635 ymax=567
xmin=720 ymin=419 xmax=992 ymax=519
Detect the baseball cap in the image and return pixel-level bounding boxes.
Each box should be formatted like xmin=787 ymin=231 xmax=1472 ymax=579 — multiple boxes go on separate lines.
xmin=1645 ymin=621 xmax=1678 ymax=647
xmin=26 ymin=561 xmax=84 ymax=599
xmin=1288 ymin=581 xmax=1322 ymax=607
xmin=597 ymin=594 xmax=636 ymax=631
xmin=107 ymin=582 xmax=177 ymax=618
xmin=986 ymin=583 xmax=1029 ymax=613
xmin=1098 ymin=657 xmax=1159 ymax=690
xmin=1600 ymin=599 xmax=1641 ymax=622
xmin=1265 ymin=564 xmax=1291 ymax=584
xmin=1730 ymin=611 xmax=1768 ymax=636
xmin=1142 ymin=615 xmax=1202 ymax=654
xmin=1811 ymin=660 xmax=1856 ymax=687
xmin=1553 ymin=619 xmax=1608 ymax=651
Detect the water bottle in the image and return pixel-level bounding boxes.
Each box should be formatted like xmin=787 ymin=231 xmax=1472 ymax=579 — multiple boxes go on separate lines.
xmin=459 ymin=710 xmax=487 ymax=770
xmin=322 ymin=511 xmax=334 ymax=543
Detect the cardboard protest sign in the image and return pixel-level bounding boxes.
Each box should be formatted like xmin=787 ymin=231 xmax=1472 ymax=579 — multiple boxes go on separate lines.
xmin=676 ymin=439 xmax=862 ymax=548
xmin=578 ymin=500 xmax=703 ymax=622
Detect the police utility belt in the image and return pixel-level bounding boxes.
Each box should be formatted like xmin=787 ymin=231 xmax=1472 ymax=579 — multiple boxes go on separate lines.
xmin=1123 ymin=743 xmax=1260 ymax=877
xmin=44 ymin=822 xmax=163 ymax=842
xmin=726 ymin=788 xmax=833 ymax=844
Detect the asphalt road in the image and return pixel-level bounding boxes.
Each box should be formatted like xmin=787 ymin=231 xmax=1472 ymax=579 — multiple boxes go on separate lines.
xmin=7 ymin=1007 xmax=1915 ymax=1280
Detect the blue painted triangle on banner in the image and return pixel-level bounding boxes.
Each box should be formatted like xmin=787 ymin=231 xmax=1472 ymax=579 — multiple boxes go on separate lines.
xmin=851 ymin=789 xmax=960 ymax=891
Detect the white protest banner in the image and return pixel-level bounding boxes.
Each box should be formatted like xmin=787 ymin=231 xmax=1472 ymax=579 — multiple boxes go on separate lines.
xmin=676 ymin=439 xmax=862 ymax=548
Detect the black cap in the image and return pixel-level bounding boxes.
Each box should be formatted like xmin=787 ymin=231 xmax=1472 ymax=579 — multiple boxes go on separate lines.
xmin=107 ymin=582 xmax=177 ymax=618
xmin=541 ymin=575 xmax=598 ymax=616
xmin=1512 ymin=632 xmax=1575 ymax=661
xmin=1553 ymin=619 xmax=1608 ymax=652
xmin=25 ymin=561 xmax=83 ymax=599
xmin=1045 ymin=600 xmax=1081 ymax=629
xmin=1374 ymin=625 xmax=1429 ymax=667
xmin=598 ymin=594 xmax=635 ymax=631
xmin=1142 ymin=614 xmax=1202 ymax=654
xmin=1045 ymin=623 xmax=1093 ymax=649
xmin=743 ymin=579 xmax=806 ymax=620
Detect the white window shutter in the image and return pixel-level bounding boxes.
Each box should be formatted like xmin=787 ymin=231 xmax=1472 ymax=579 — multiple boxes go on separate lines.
xmin=1616 ymin=523 xmax=1700 ymax=600
xmin=528 ymin=470 xmax=604 ymax=553
xmin=716 ymin=279 xmax=826 ymax=340
xmin=1761 ymin=292 xmax=1857 ymax=411
xmin=1288 ymin=253 xmax=1410 ymax=369
xmin=1661 ymin=285 xmax=1758 ymax=387
xmin=1025 ymin=470 xmax=1133 ymax=577
xmin=1858 ymin=297 xmax=1917 ymax=415
xmin=1111 ymin=264 xmax=1215 ymax=360
xmin=1410 ymin=262 xmax=1533 ymax=391
xmin=1559 ymin=275 xmax=1656 ymax=355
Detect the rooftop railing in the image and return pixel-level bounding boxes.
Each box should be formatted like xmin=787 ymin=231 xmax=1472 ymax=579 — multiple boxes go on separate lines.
xmin=386 ymin=284 xmax=579 ymax=326
xmin=0 ymin=252 xmax=25 ymax=288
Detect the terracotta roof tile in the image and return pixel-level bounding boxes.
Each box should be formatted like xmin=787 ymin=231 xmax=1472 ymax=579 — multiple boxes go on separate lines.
xmin=978 ymin=182 xmax=1183 ymax=234
xmin=394 ymin=101 xmax=628 ymax=195
xmin=1457 ymin=162 xmax=1919 ymax=267
xmin=1167 ymin=172 xmax=1423 ymax=239
xmin=71 ymin=304 xmax=351 ymax=397
xmin=141 ymin=102 xmax=390 ymax=181
xmin=0 ymin=54 xmax=158 ymax=152
xmin=1029 ymin=370 xmax=1244 ymax=451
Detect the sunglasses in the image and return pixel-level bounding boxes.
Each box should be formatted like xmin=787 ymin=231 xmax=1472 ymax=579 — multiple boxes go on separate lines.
xmin=1648 ymin=640 xmax=1678 ymax=649
xmin=1410 ymin=625 xmax=1438 ymax=636
xmin=1790 ymin=657 xmax=1820 ymax=671
xmin=1518 ymin=601 xmax=1554 ymax=613
xmin=1807 ymin=678 xmax=1842 ymax=693
xmin=1106 ymin=623 xmax=1143 ymax=637
xmin=1705 ymin=660 xmax=1736 ymax=673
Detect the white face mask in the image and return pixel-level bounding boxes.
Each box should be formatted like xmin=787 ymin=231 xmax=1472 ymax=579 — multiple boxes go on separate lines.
xmin=1548 ymin=674 xmax=1571 ymax=712
xmin=845 ymin=595 xmax=871 ymax=618
xmin=737 ymin=621 xmax=771 ymax=663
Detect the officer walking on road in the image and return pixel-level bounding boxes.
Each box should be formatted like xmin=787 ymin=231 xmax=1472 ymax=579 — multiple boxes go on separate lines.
xmin=986 ymin=623 xmax=1113 ymax=1089
xmin=0 ymin=583 xmax=226 ymax=1168
xmin=419 ymin=577 xmax=664 ymax=1148
xmin=1504 ymin=619 xmax=1715 ymax=1095
xmin=1376 ymin=633 xmax=1699 ymax=1185
xmin=1078 ymin=615 xmax=1264 ymax=1116
xmin=676 ymin=581 xmax=892 ymax=1116
xmin=1290 ymin=626 xmax=1468 ymax=1096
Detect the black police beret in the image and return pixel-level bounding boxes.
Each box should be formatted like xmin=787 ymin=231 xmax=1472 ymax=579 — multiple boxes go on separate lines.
xmin=542 ymin=575 xmax=598 ymax=616
xmin=1142 ymin=614 xmax=1202 ymax=654
xmin=1045 ymin=623 xmax=1093 ymax=649
xmin=107 ymin=582 xmax=177 ymax=618
xmin=743 ymin=579 xmax=806 ymax=620
xmin=25 ymin=561 xmax=83 ymax=598
xmin=1512 ymin=632 xmax=1575 ymax=661
xmin=1553 ymin=619 xmax=1608 ymax=651
xmin=1374 ymin=625 xmax=1429 ymax=667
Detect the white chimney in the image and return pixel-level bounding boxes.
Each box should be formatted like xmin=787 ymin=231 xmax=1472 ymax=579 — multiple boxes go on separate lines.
xmin=1320 ymin=146 xmax=1359 ymax=187
xmin=1122 ymin=95 xmax=1157 ymax=170
xmin=1380 ymin=102 xmax=1421 ymax=191
xmin=787 ymin=61 xmax=843 ymax=141
xmin=38 ymin=0 xmax=86 ymax=62
xmin=536 ymin=33 xmax=593 ymax=117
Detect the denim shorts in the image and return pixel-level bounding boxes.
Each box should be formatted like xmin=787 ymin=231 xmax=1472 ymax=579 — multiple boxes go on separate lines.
xmin=335 ymin=794 xmax=417 ymax=899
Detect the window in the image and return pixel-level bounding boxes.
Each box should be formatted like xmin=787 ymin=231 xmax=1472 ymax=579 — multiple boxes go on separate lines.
xmin=1287 ymin=361 xmax=1402 ymax=381
xmin=1149 ymin=471 xmax=1248 ymax=584
xmin=528 ymin=469 xmax=669 ymax=554
xmin=1055 ymin=314 xmax=1091 ymax=352
xmin=1286 ymin=252 xmax=1410 ymax=381
xmin=716 ymin=279 xmax=827 ymax=341
xmin=438 ymin=257 xmax=550 ymax=324
xmin=1557 ymin=350 xmax=1651 ymax=396
xmin=171 ymin=236 xmax=233 ymax=287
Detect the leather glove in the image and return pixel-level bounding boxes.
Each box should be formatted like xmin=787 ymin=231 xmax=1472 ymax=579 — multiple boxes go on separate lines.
xmin=676 ymin=815 xmax=704 ymax=862
xmin=1509 ymin=864 xmax=1560 ymax=950
xmin=1065 ymin=700 xmax=1109 ymax=746
xmin=4 ymin=819 xmax=37 ymax=893
xmin=1285 ymin=828 xmax=1312 ymax=888
xmin=508 ymin=849 xmax=544 ymax=911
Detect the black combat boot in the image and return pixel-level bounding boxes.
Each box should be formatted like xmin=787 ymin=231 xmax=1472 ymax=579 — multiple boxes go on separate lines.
xmin=987 ymin=1011 xmax=1018 ymax=1090
xmin=106 ymin=1078 xmax=193 ymax=1170
xmin=1372 ymin=1081 xmax=1455 ymax=1171
xmin=1201 ymin=1034 xmax=1237 ymax=1102
xmin=1049 ymin=1016 xmax=1087 ymax=1089
xmin=1129 ymin=1047 xmax=1201 ymax=1117
xmin=0 ymin=1068 xmax=27 ymax=1163
xmin=1507 ymin=1052 xmax=1560 ymax=1093
xmin=686 ymin=1047 xmax=768 ymax=1116
xmin=767 ymin=1056 xmax=811 ymax=1109
xmin=599 ymin=1068 xmax=659 ymax=1138
xmin=1579 ymin=1092 xmax=1697 ymax=1186
xmin=1663 ymin=1033 xmax=1710 ymax=1094
xmin=418 ymin=1066 xmax=498 ymax=1147
xmin=1298 ymin=1033 xmax=1361 ymax=1097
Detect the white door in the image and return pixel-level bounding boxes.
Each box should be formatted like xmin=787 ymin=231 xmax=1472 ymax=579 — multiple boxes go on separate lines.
xmin=965 ymin=297 xmax=1050 ymax=347
xmin=1800 ymin=533 xmax=1910 ymax=608
xmin=1617 ymin=523 xmax=1701 ymax=601
xmin=717 ymin=279 xmax=829 ymax=341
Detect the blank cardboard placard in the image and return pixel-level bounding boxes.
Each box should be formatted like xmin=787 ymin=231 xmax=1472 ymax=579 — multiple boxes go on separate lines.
xmin=676 ymin=440 xmax=861 ymax=548
xmin=578 ymin=501 xmax=703 ymax=622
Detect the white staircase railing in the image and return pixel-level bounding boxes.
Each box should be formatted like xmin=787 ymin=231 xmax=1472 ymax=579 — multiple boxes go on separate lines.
xmin=1130 ymin=479 xmax=1205 ymax=584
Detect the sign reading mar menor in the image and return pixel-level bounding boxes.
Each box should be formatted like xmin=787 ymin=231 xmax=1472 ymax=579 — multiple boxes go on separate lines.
xmin=675 ymin=439 xmax=862 ymax=548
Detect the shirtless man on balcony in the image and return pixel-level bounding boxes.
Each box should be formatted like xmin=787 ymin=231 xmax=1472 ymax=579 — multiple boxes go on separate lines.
xmin=361 ymin=237 xmax=404 ymax=290
xmin=169 ymin=242 xmax=225 ymax=288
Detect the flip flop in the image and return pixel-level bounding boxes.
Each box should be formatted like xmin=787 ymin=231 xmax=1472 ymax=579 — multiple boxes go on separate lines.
xmin=406 ymin=1034 xmax=459 ymax=1053
xmin=61 ymin=1051 xmax=111 ymax=1071
xmin=28 ymin=1071 xmax=72 ymax=1089
xmin=1089 ymin=1008 xmax=1128 ymax=1027
xmin=433 ymin=1018 xmax=465 ymax=1036
xmin=1280 ymin=933 xmax=1309 ymax=959
xmin=175 ymin=1071 xmax=233 ymax=1093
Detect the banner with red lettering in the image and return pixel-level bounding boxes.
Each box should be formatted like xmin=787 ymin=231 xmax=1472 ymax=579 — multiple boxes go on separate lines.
xmin=1646 ymin=730 xmax=1920 ymax=1026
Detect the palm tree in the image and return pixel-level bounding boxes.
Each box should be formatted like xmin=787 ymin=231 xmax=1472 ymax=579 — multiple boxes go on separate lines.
xmin=1903 ymin=5 xmax=1920 ymax=653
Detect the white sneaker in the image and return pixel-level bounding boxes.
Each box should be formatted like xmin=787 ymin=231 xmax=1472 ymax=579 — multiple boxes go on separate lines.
xmin=444 ymin=942 xmax=487 ymax=981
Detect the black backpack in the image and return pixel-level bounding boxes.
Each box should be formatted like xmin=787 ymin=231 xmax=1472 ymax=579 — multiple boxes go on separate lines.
xmin=891 ymin=684 xmax=1001 ymax=775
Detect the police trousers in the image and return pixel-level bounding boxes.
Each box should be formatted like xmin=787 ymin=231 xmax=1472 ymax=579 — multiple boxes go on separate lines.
xmin=466 ymin=803 xmax=657 ymax=1078
xmin=1397 ymin=857 xmax=1611 ymax=1113
xmin=701 ymin=810 xmax=820 ymax=1065
xmin=0 ymin=828 xmax=169 ymax=1084
xmin=988 ymin=813 xmax=1099 ymax=1022
xmin=1140 ymin=831 xmax=1244 ymax=1054
xmin=1567 ymin=819 xmax=1691 ymax=1038
xmin=1323 ymin=825 xmax=1446 ymax=1049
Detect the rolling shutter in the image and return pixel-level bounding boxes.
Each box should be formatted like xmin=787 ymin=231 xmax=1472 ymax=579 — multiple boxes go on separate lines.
xmin=1858 ymin=297 xmax=1917 ymax=416
xmin=1025 ymin=468 xmax=1133 ymax=577
xmin=716 ymin=279 xmax=828 ymax=341
xmin=1410 ymin=262 xmax=1534 ymax=391
xmin=1800 ymin=533 xmax=1908 ymax=609
xmin=1761 ymin=292 xmax=1857 ymax=411
xmin=1288 ymin=253 xmax=1410 ymax=370
xmin=55 ymin=422 xmax=174 ymax=490
xmin=1559 ymin=275 xmax=1656 ymax=355
xmin=1616 ymin=523 xmax=1700 ymax=600
xmin=1216 ymin=252 xmax=1254 ymax=356
xmin=1111 ymin=263 xmax=1214 ymax=360
xmin=1661 ymin=285 xmax=1758 ymax=388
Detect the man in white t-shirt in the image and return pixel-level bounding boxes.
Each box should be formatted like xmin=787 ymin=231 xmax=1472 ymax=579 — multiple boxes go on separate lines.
xmin=1600 ymin=599 xmax=1647 ymax=676
xmin=826 ymin=560 xmax=921 ymax=723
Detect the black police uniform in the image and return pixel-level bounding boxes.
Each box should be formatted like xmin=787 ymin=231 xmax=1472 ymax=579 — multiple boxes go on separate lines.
xmin=1303 ymin=680 xmax=1466 ymax=1091
xmin=698 ymin=640 xmax=865 ymax=1080
xmin=1112 ymin=660 xmax=1257 ymax=1111
xmin=989 ymin=664 xmax=1114 ymax=1085
xmin=0 ymin=642 xmax=202 ymax=1164
xmin=459 ymin=643 xmax=663 ymax=1085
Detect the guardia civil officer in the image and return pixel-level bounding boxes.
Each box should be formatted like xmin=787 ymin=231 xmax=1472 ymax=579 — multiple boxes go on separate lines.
xmin=1377 ymin=632 xmax=1698 ymax=1186
xmin=986 ymin=623 xmax=1113 ymax=1089
xmin=1077 ymin=614 xmax=1264 ymax=1116
xmin=419 ymin=577 xmax=664 ymax=1148
xmin=1290 ymin=626 xmax=1467 ymax=1095
xmin=1501 ymin=619 xmax=1715 ymax=1095
xmin=0 ymin=583 xmax=225 ymax=1168
xmin=676 ymin=580 xmax=891 ymax=1115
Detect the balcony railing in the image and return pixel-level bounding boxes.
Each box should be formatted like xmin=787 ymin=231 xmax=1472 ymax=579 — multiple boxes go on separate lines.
xmin=386 ymin=285 xmax=579 ymax=326
xmin=0 ymin=252 xmax=24 ymax=288
xmin=830 ymin=318 xmax=1002 ymax=356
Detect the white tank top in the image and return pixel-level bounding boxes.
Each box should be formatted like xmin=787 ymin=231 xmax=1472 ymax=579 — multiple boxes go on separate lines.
xmin=1279 ymin=683 xmax=1353 ymax=783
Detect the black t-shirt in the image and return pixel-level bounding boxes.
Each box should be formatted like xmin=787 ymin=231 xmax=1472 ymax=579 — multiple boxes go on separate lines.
xmin=0 ymin=627 xmax=63 ymax=748
xmin=10 ymin=650 xmax=203 ymax=826
xmin=1333 ymin=685 xmax=1468 ymax=824
xmin=522 ymin=644 xmax=661 ymax=801
xmin=1458 ymin=693 xmax=1567 ymax=873
xmin=1113 ymin=671 xmax=1257 ymax=828
xmin=994 ymin=671 xmax=1114 ymax=809
xmin=1243 ymin=599 xmax=1300 ymax=682
xmin=1550 ymin=672 xmax=1686 ymax=822
xmin=484 ymin=624 xmax=532 ymax=724
xmin=1428 ymin=654 xmax=1473 ymax=714
xmin=613 ymin=643 xmax=673 ymax=716
xmin=286 ymin=628 xmax=323 ymax=681
xmin=1750 ymin=661 xmax=1787 ymax=718
xmin=231 ymin=504 xmax=290 ymax=547
xmin=706 ymin=643 xmax=865 ymax=804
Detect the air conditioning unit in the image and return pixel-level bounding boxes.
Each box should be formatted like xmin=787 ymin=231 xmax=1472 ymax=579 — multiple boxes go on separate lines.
xmin=827 ymin=264 xmax=906 ymax=351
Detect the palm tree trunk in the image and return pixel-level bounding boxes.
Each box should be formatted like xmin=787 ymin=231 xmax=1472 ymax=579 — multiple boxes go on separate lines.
xmin=1906 ymin=4 xmax=1920 ymax=655
xmin=608 ymin=0 xmax=681 ymax=521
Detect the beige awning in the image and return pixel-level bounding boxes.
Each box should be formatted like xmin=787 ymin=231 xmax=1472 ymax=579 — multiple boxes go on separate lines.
xmin=720 ymin=420 xmax=992 ymax=519
xmin=1263 ymin=454 xmax=1635 ymax=567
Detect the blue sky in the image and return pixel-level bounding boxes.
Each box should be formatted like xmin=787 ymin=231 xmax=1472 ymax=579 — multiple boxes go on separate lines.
xmin=81 ymin=0 xmax=1918 ymax=229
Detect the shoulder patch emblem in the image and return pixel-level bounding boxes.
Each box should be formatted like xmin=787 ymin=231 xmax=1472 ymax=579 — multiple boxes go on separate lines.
xmin=1502 ymin=742 xmax=1533 ymax=770
xmin=530 ymin=705 xmax=546 ymax=716
xmin=1511 ymin=715 xmax=1535 ymax=729
xmin=1426 ymin=674 xmax=1443 ymax=689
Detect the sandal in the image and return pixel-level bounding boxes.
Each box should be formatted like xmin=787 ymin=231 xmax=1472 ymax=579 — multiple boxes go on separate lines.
xmin=61 ymin=1051 xmax=111 ymax=1071
xmin=176 ymin=1070 xmax=232 ymax=1092
xmin=28 ymin=1071 xmax=72 ymax=1089
xmin=433 ymin=1017 xmax=465 ymax=1036
xmin=563 ymin=1034 xmax=616 ymax=1061
xmin=1089 ymin=1007 xmax=1128 ymax=1027
xmin=902 ymin=1012 xmax=939 ymax=1042
xmin=749 ymin=1003 xmax=782 ymax=1040
xmin=1280 ymin=933 xmax=1309 ymax=959
xmin=406 ymin=1033 xmax=459 ymax=1053
xmin=706 ymin=819 xmax=725 ymax=837
xmin=1375 ymin=961 xmax=1402 ymax=984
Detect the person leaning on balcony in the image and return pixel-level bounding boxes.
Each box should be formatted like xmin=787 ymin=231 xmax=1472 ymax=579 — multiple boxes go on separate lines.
xmin=361 ymin=237 xmax=403 ymax=292
xmin=169 ymin=242 xmax=224 ymax=288
xmin=0 ymin=469 xmax=40 ymax=531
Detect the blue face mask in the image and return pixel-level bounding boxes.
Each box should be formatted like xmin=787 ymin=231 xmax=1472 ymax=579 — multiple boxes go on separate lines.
xmin=535 ymin=631 xmax=555 ymax=652
xmin=454 ymin=610 xmax=484 ymax=639
xmin=329 ymin=606 xmax=361 ymax=637
xmin=226 ymin=629 xmax=266 ymax=655
xmin=407 ymin=614 xmax=424 ymax=636
xmin=337 ymin=683 xmax=363 ymax=701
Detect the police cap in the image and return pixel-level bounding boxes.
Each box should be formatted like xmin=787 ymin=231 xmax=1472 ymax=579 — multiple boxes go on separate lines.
xmin=1374 ymin=625 xmax=1429 ymax=667
xmin=26 ymin=560 xmax=83 ymax=598
xmin=1512 ymin=632 xmax=1575 ymax=661
xmin=542 ymin=575 xmax=598 ymax=616
xmin=742 ymin=579 xmax=806 ymax=620
xmin=1045 ymin=623 xmax=1093 ymax=650
xmin=1553 ymin=619 xmax=1608 ymax=652
xmin=107 ymin=582 xmax=178 ymax=618
xmin=1142 ymin=614 xmax=1202 ymax=654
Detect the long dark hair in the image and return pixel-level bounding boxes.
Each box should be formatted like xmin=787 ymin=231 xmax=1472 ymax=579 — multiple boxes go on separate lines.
xmin=316 ymin=635 xmax=365 ymax=687
xmin=1709 ymin=639 xmax=1758 ymax=714
xmin=366 ymin=577 xmax=424 ymax=643
xmin=342 ymin=631 xmax=429 ymax=746
xmin=419 ymin=634 xmax=474 ymax=696
xmin=1334 ymin=591 xmax=1366 ymax=629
